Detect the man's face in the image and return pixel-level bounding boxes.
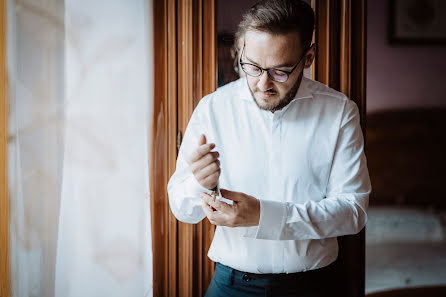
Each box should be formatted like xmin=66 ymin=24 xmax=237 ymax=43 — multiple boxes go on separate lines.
xmin=242 ymin=30 xmax=311 ymax=112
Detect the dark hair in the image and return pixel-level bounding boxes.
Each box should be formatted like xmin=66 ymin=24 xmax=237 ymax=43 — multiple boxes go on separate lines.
xmin=237 ymin=0 xmax=315 ymax=49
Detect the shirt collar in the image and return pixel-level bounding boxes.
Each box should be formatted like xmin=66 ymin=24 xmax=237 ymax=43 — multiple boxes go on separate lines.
xmin=238 ymin=76 xmax=313 ymax=102
xmin=293 ymin=76 xmax=313 ymax=100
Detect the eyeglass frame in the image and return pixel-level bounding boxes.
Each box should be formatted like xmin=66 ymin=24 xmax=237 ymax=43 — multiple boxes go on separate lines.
xmin=239 ymin=43 xmax=310 ymax=82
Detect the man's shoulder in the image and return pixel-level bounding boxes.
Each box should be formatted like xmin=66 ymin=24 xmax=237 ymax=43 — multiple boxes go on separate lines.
xmin=216 ymin=78 xmax=244 ymax=93
xmin=193 ymin=78 xmax=247 ymax=117
xmin=304 ymin=77 xmax=349 ymax=102
xmin=201 ymin=78 xmax=248 ymax=104
xmin=218 ymin=78 xmax=249 ymax=99
xmin=300 ymin=77 xmax=358 ymax=118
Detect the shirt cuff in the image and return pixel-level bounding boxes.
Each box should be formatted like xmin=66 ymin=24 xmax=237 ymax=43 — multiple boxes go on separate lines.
xmin=185 ymin=174 xmax=209 ymax=197
xmin=243 ymin=199 xmax=287 ymax=240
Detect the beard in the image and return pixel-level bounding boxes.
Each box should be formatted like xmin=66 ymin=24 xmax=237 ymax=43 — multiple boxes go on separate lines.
xmin=248 ymin=71 xmax=303 ymax=112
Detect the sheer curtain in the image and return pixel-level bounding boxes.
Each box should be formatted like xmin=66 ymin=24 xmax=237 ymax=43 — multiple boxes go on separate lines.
xmin=7 ymin=0 xmax=154 ymax=296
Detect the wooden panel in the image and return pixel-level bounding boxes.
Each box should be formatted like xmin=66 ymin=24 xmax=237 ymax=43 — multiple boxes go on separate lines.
xmin=0 ymin=0 xmax=10 ymax=296
xmin=152 ymin=0 xmax=217 ymax=296
xmin=351 ymin=0 xmax=367 ymax=129
xmin=309 ymin=0 xmax=317 ymax=80
xmin=153 ymin=0 xmax=365 ymax=294
xmin=201 ymin=0 xmax=217 ymax=293
xmin=339 ymin=0 xmax=351 ymax=96
xmin=192 ymin=1 xmax=203 ymax=295
xmin=315 ymin=0 xmax=343 ymax=91
xmin=314 ymin=0 xmax=330 ymax=85
xmin=177 ymin=1 xmax=217 ymax=296
xmin=151 ymin=1 xmax=171 ymax=297
xmin=350 ymin=6 xmax=368 ymax=295
xmin=314 ymin=0 xmax=366 ymax=122
xmin=313 ymin=1 xmax=367 ymax=297
xmin=177 ymin=0 xmax=195 ymax=296
xmin=166 ymin=0 xmax=178 ymax=296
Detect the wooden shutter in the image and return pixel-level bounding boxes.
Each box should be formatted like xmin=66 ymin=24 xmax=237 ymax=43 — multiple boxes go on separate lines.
xmin=151 ymin=0 xmax=217 ymax=296
xmin=151 ymin=0 xmax=367 ymax=296
xmin=312 ymin=0 xmax=367 ymax=296
xmin=313 ymin=0 xmax=367 ymax=126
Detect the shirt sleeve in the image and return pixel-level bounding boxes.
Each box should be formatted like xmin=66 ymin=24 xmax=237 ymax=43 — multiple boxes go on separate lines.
xmin=244 ymin=100 xmax=371 ymax=240
xmin=167 ymin=99 xmax=211 ymax=224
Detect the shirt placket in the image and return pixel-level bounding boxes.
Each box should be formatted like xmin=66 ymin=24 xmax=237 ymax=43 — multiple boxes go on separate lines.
xmin=271 ymin=111 xmax=284 ymax=273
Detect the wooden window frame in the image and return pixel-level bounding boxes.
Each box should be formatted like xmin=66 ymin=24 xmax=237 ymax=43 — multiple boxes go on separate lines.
xmin=313 ymin=0 xmax=367 ymax=296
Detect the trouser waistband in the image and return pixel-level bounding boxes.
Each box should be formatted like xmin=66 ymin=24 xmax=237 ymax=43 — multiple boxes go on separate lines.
xmin=215 ymin=259 xmax=337 ymax=287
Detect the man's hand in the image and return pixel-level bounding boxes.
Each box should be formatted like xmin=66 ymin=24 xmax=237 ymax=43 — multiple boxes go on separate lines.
xmin=188 ymin=134 xmax=220 ymax=190
xmin=201 ymin=189 xmax=260 ymax=227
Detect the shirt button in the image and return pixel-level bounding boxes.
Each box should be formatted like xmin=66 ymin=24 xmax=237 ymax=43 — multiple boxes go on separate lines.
xmin=242 ymin=273 xmax=251 ymax=282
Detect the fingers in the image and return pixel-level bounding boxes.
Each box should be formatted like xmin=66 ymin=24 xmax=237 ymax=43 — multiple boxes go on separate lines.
xmin=219 ymin=189 xmax=238 ymax=201
xmin=189 ymin=145 xmax=220 ymax=189
xmin=188 ymin=143 xmax=216 ymax=164
xmin=194 ymin=159 xmax=220 ymax=181
xmin=190 ymin=152 xmax=220 ymax=186
xmin=197 ymin=152 xmax=220 ymax=170
xmin=202 ymin=190 xmax=259 ymax=227
xmin=201 ymin=198 xmax=214 ymax=216
xmin=219 ymin=188 xmax=231 ymax=197
xmin=198 ymin=134 xmax=206 ymax=146
xmin=201 ymin=192 xmax=229 ymax=212
xmin=188 ymin=134 xmax=221 ymax=189
xmin=201 ymin=197 xmax=220 ymax=225
xmin=200 ymin=171 xmax=220 ymax=189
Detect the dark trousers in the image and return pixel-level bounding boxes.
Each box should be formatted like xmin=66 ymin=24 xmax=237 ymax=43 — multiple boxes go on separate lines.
xmin=205 ymin=260 xmax=339 ymax=297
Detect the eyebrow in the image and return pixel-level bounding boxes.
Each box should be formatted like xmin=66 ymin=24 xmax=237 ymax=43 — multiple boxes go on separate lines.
xmin=245 ymin=55 xmax=295 ymax=69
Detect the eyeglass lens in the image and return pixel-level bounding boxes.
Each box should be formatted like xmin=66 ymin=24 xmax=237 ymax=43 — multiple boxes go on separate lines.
xmin=241 ymin=64 xmax=289 ymax=82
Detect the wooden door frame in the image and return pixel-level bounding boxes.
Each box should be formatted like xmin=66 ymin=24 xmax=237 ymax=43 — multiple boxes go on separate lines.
xmin=151 ymin=1 xmax=217 ymax=296
xmin=152 ymin=0 xmax=367 ymax=296
xmin=313 ymin=0 xmax=367 ymax=124
xmin=0 ymin=0 xmax=10 ymax=296
xmin=313 ymin=0 xmax=367 ymax=296
xmin=0 ymin=0 xmax=367 ymax=296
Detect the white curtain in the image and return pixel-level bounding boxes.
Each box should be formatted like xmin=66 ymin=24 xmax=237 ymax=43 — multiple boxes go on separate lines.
xmin=7 ymin=0 xmax=154 ymax=296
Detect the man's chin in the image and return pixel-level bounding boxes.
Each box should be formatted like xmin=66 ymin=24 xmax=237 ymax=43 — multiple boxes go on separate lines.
xmin=254 ymin=95 xmax=280 ymax=111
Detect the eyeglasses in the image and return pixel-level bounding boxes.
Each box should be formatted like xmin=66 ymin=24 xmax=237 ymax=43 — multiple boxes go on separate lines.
xmin=239 ymin=44 xmax=308 ymax=83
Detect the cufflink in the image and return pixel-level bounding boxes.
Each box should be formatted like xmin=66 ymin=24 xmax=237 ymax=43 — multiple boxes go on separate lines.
xmin=209 ymin=185 xmax=234 ymax=205
xmin=210 ymin=186 xmax=218 ymax=202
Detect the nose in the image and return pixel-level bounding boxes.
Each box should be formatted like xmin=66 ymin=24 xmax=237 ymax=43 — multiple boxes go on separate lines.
xmin=257 ymin=70 xmax=274 ymax=92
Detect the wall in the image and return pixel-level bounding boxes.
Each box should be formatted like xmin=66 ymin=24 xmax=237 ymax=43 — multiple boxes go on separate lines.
xmin=217 ymin=0 xmax=311 ymax=34
xmin=367 ymin=0 xmax=446 ymax=113
xmin=217 ymin=0 xmax=257 ymax=34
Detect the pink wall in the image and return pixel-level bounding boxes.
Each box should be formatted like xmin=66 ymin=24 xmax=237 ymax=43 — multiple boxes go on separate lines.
xmin=367 ymin=0 xmax=446 ymax=113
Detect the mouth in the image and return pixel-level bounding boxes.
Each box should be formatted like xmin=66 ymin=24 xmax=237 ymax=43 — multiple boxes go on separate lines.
xmin=258 ymin=90 xmax=277 ymax=99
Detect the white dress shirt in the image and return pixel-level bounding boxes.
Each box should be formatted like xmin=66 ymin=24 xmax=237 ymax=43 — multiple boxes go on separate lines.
xmin=167 ymin=76 xmax=371 ymax=274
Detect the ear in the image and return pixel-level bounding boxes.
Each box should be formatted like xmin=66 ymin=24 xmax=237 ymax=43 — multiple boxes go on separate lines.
xmin=304 ymin=43 xmax=316 ymax=69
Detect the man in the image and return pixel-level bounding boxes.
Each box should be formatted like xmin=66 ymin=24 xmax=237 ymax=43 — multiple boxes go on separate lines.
xmin=167 ymin=0 xmax=371 ymax=296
